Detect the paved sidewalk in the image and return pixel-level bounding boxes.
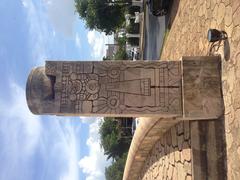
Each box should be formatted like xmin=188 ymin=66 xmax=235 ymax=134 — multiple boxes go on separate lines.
xmin=161 ymin=0 xmax=240 ymax=179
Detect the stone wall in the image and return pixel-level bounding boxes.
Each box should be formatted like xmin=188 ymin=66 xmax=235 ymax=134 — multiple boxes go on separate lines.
xmin=133 ymin=120 xmax=226 ymax=180
xmin=138 ymin=121 xmax=192 ymax=180
xmin=123 ymin=119 xmax=226 ymax=180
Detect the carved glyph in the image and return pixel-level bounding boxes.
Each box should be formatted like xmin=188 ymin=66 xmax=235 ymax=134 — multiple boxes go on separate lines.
xmin=26 ymin=61 xmax=183 ymax=116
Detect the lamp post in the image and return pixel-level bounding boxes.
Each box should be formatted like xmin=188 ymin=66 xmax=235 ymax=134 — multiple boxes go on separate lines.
xmin=207 ymin=29 xmax=228 ymax=42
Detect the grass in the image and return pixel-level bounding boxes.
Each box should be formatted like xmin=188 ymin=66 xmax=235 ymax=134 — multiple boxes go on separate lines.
xmin=159 ymin=28 xmax=170 ymax=59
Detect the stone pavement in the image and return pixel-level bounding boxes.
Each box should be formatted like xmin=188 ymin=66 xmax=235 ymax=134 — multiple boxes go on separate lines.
xmin=139 ymin=121 xmax=192 ymax=180
xmin=161 ymin=0 xmax=240 ymax=179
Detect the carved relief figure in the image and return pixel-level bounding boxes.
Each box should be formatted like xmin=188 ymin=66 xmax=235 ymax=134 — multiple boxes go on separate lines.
xmin=26 ymin=61 xmax=182 ymax=116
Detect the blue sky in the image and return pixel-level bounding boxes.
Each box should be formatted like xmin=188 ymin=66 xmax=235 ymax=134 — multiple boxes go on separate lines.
xmin=0 ymin=0 xmax=112 ymax=179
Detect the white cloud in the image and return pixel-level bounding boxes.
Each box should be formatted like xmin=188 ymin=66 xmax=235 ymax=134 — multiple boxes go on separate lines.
xmin=53 ymin=30 xmax=56 ymax=37
xmin=0 ymin=82 xmax=42 ymax=156
xmin=21 ymin=0 xmax=50 ymax=64
xmin=21 ymin=0 xmax=77 ymax=64
xmin=78 ymin=119 xmax=110 ymax=180
xmin=58 ymin=119 xmax=80 ymax=180
xmin=87 ymin=30 xmax=114 ymax=59
xmin=75 ymin=33 xmax=81 ymax=49
xmin=22 ymin=0 xmax=28 ymax=7
xmin=0 ymin=82 xmax=42 ymax=180
xmin=0 ymin=82 xmax=80 ymax=180
xmin=42 ymin=0 xmax=76 ymax=38
xmin=0 ymin=82 xmax=43 ymax=179
xmin=79 ymin=117 xmax=99 ymax=124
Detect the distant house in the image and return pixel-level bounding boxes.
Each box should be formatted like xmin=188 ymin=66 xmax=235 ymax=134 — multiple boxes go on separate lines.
xmin=106 ymin=44 xmax=115 ymax=59
xmin=105 ymin=34 xmax=120 ymax=59
xmin=115 ymin=117 xmax=134 ymax=137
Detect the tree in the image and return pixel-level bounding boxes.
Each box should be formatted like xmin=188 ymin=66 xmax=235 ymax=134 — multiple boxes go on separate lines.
xmin=99 ymin=117 xmax=133 ymax=179
xmin=75 ymin=0 xmax=127 ymax=34
xmin=99 ymin=117 xmax=131 ymax=160
xmin=105 ymin=153 xmax=128 ymax=180
xmin=114 ymin=36 xmax=128 ymax=60
xmin=114 ymin=48 xmax=128 ymax=60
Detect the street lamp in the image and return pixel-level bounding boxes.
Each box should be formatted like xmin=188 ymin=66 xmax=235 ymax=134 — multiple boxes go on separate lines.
xmin=207 ymin=29 xmax=228 ymax=42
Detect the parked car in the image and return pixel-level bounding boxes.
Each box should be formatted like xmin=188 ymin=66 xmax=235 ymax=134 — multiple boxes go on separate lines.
xmin=146 ymin=0 xmax=170 ymax=16
xmin=131 ymin=47 xmax=140 ymax=61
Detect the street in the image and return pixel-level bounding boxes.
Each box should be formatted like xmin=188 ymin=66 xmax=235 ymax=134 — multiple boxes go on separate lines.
xmin=143 ymin=4 xmax=168 ymax=60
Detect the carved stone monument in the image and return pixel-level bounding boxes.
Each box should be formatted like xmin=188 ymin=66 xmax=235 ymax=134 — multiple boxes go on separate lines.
xmin=26 ymin=56 xmax=223 ymax=119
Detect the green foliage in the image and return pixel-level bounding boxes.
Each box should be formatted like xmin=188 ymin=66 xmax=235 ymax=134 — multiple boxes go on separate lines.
xmin=114 ymin=36 xmax=128 ymax=60
xmin=102 ymin=36 xmax=128 ymax=60
xmin=75 ymin=0 xmax=88 ymax=18
xmin=114 ymin=49 xmax=128 ymax=60
xmin=75 ymin=0 xmax=127 ymax=34
xmin=99 ymin=117 xmax=131 ymax=160
xmin=116 ymin=36 xmax=127 ymax=47
xmin=99 ymin=117 xmax=133 ymax=180
xmin=105 ymin=153 xmax=128 ymax=180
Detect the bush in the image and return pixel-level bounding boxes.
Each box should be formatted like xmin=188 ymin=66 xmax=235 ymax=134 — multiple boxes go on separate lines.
xmin=114 ymin=49 xmax=128 ymax=60
xmin=105 ymin=153 xmax=128 ymax=180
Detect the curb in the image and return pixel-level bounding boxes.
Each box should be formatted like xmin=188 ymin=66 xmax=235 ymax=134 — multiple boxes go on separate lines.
xmin=139 ymin=1 xmax=146 ymax=60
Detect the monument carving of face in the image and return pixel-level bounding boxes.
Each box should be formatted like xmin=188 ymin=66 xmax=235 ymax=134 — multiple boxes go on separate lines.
xmin=26 ymin=67 xmax=55 ymax=114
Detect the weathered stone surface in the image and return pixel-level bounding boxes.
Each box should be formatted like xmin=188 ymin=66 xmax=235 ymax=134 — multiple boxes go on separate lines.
xmin=232 ymin=25 xmax=240 ymax=43
xmin=171 ymin=127 xmax=177 ymax=147
xmin=177 ymin=122 xmax=184 ymax=135
xmin=27 ymin=58 xmax=223 ymax=119
xmin=177 ymin=134 xmax=184 ymax=151
xmin=27 ymin=61 xmax=183 ymax=117
xmin=225 ymin=6 xmax=233 ymax=26
xmin=177 ymin=163 xmax=186 ymax=180
xmin=184 ymin=121 xmax=190 ymax=140
xmin=184 ymin=161 xmax=192 ymax=175
xmin=182 ymin=146 xmax=191 ymax=162
xmin=217 ymin=3 xmax=226 ymax=25
xmin=182 ymin=56 xmax=223 ymax=120
xmin=138 ymin=122 xmax=193 ymax=180
xmin=225 ymin=22 xmax=234 ymax=38
xmin=233 ymin=5 xmax=240 ymax=26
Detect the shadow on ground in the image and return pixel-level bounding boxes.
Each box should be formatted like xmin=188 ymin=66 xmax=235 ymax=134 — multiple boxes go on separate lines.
xmin=196 ymin=118 xmax=227 ymax=180
xmin=165 ymin=0 xmax=180 ymax=29
xmin=207 ymin=39 xmax=231 ymax=61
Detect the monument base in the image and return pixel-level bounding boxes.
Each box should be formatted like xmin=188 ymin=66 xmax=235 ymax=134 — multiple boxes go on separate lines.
xmin=182 ymin=56 xmax=223 ymax=120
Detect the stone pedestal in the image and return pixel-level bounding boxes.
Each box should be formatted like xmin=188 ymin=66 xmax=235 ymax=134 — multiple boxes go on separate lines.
xmin=182 ymin=56 xmax=223 ymax=120
xmin=26 ymin=56 xmax=223 ymax=120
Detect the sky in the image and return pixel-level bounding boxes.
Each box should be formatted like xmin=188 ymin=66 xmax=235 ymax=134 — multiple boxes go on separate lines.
xmin=0 ymin=0 xmax=113 ymax=180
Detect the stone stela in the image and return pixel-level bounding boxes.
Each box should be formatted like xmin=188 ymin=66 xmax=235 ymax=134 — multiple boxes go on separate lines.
xmin=26 ymin=56 xmax=223 ymax=120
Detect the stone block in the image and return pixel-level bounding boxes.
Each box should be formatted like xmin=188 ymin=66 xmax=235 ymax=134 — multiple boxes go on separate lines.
xmin=182 ymin=56 xmax=224 ymax=120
